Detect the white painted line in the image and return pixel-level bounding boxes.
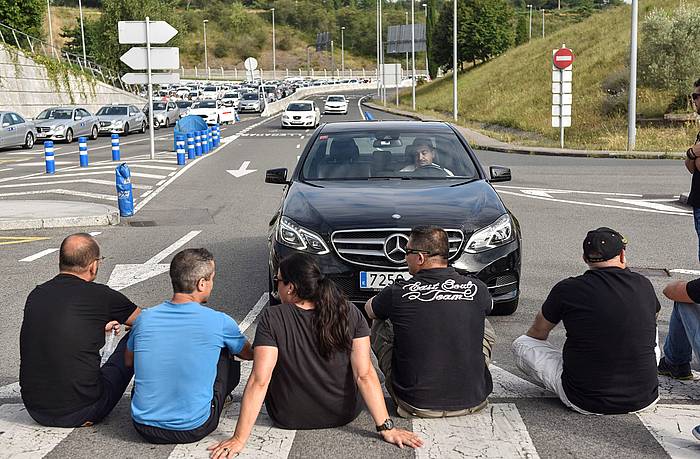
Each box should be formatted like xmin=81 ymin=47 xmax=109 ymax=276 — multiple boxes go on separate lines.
xmin=494 ymin=185 xmax=642 ymax=198
xmin=413 ymin=403 xmax=540 ymax=458
xmin=19 ymin=248 xmax=59 ymax=262
xmin=88 ymin=231 xmax=102 ymax=236
xmin=637 ymin=404 xmax=700 ymax=458
xmin=358 ymin=95 xmax=370 ymax=120
xmin=0 ymin=168 xmax=13 ymax=172
xmin=13 ymin=161 xmax=73 ymax=166
xmin=238 ymin=293 xmax=268 ymax=333
xmin=490 ymin=365 xmax=555 ymax=398
xmin=0 ymin=404 xmax=74 ymax=457
xmin=156 ymin=180 xmax=166 ymax=186
xmin=141 ymin=190 xmax=153 ymax=198
xmin=19 ymin=170 xmax=166 ymax=180
xmin=0 ymin=179 xmax=151 ymax=190
xmin=606 ymin=198 xmax=690 ymax=214
xmin=147 ymin=230 xmax=202 ymax=264
xmin=296 ymin=144 xmax=300 ymax=149
xmin=0 ymin=189 xmax=117 ymax=201
xmin=670 ymin=269 xmax=700 ymax=276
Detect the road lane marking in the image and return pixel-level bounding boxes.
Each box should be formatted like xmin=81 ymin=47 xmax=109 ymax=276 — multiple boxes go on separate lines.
xmin=413 ymin=403 xmax=540 ymax=458
xmin=0 ymin=404 xmax=74 ymax=457
xmin=0 ymin=168 xmax=13 ymax=173
xmin=0 ymin=236 xmax=50 ymax=246
xmin=670 ymin=269 xmax=700 ymax=276
xmin=606 ymin=198 xmax=690 ymax=214
xmin=238 ymin=293 xmax=268 ymax=332
xmin=296 ymin=144 xmax=300 ymax=149
xmin=0 ymin=189 xmax=118 ymax=201
xmin=494 ymin=185 xmax=642 ymax=198
xmin=0 ymin=179 xmax=152 ymax=190
xmin=490 ymin=365 xmax=554 ymax=398
xmin=19 ymin=248 xmax=58 ymax=262
xmin=637 ymin=404 xmax=700 ymax=458
xmin=20 ymin=171 xmax=167 ymax=180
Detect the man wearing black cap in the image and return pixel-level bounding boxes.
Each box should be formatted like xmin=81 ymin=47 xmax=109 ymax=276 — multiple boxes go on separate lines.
xmin=512 ymin=227 xmax=661 ymax=415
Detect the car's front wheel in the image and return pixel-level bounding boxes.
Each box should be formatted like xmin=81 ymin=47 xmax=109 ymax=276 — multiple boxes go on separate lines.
xmin=141 ymin=121 xmax=146 ymax=133
xmin=23 ymin=132 xmax=34 ymax=149
xmin=123 ymin=123 xmax=129 ymax=136
xmin=64 ymin=128 xmax=74 ymax=143
xmin=164 ymin=118 xmax=170 ymax=128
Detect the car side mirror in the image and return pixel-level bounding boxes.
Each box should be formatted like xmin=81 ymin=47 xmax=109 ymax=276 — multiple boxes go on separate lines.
xmin=2 ymin=122 xmax=9 ymax=127
xmin=265 ymin=168 xmax=289 ymax=185
xmin=489 ymin=166 xmax=512 ymax=183
xmin=74 ymin=116 xmax=82 ymax=121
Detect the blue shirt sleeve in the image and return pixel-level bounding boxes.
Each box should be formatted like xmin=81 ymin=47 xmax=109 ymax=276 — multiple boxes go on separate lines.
xmin=222 ymin=314 xmax=246 ymax=355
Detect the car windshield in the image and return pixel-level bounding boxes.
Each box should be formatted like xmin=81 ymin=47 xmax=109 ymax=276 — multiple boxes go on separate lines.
xmin=301 ymin=130 xmax=479 ymax=181
xmin=97 ymin=106 xmax=127 ymax=116
xmin=152 ymin=102 xmax=167 ymax=110
xmin=36 ymin=108 xmax=72 ymax=120
xmin=242 ymin=94 xmax=259 ymax=100
xmin=223 ymin=93 xmax=238 ymax=98
xmin=204 ymin=87 xmax=217 ymax=92
xmin=287 ymin=103 xmax=313 ymax=111
xmin=327 ymin=96 xmax=345 ymax=102
xmin=176 ymin=101 xmax=192 ymax=108
xmin=194 ymin=101 xmax=216 ymax=108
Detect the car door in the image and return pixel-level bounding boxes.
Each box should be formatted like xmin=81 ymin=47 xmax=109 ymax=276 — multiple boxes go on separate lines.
xmin=72 ymin=109 xmax=86 ymax=136
xmin=81 ymin=109 xmax=96 ymax=134
xmin=1 ymin=113 xmax=19 ymax=146
xmin=10 ymin=113 xmax=28 ymax=145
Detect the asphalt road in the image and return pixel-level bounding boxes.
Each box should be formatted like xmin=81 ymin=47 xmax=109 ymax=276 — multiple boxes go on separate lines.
xmin=0 ymin=90 xmax=698 ymax=458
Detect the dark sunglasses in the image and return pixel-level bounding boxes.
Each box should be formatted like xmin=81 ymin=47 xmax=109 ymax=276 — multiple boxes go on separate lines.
xmin=405 ymin=247 xmax=440 ymax=256
xmin=273 ymin=275 xmax=286 ymax=284
xmin=692 ymin=93 xmax=700 ymax=101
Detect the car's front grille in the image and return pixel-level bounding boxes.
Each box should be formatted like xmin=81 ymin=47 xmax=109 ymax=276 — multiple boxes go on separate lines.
xmin=486 ymin=273 xmax=518 ymax=296
xmin=331 ymin=228 xmax=464 ymax=270
xmin=99 ymin=121 xmax=111 ymax=127
xmin=37 ymin=127 xmax=51 ymax=133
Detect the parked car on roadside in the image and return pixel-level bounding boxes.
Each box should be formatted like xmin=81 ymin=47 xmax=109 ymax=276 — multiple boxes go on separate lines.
xmin=96 ymin=104 xmax=147 ymax=135
xmin=0 ymin=111 xmax=36 ymax=150
xmin=281 ymin=100 xmax=321 ymax=128
xmin=34 ymin=106 xmax=99 ymax=143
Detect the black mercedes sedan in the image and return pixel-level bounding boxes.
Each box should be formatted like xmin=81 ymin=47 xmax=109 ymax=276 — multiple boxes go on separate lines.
xmin=265 ymin=121 xmax=521 ymax=315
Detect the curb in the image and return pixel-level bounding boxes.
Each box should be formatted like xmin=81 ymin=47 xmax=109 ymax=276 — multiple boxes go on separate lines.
xmin=0 ymin=208 xmax=120 ymax=231
xmin=361 ymin=101 xmax=685 ymax=160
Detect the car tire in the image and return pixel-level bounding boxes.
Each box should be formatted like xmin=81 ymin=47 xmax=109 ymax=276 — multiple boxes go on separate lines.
xmin=91 ymin=125 xmax=98 ymax=140
xmin=141 ymin=121 xmax=146 ymax=133
xmin=23 ymin=132 xmax=34 ymax=149
xmin=65 ymin=128 xmax=74 ymax=143
xmin=164 ymin=118 xmax=170 ymax=128
xmin=123 ymin=123 xmax=129 ymax=136
xmin=490 ymin=298 xmax=518 ymax=316
xmin=217 ymin=116 xmax=220 ymax=125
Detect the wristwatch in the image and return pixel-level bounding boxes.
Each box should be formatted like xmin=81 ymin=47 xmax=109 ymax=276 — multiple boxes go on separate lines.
xmin=376 ymin=418 xmax=395 ymax=432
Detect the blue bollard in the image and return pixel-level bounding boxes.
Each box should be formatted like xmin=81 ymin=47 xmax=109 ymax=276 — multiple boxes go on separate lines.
xmin=186 ymin=133 xmax=195 ymax=160
xmin=78 ymin=137 xmax=88 ymax=167
xmin=195 ymin=131 xmax=203 ymax=156
xmin=207 ymin=128 xmax=213 ymax=151
xmin=202 ymin=130 xmax=210 ymax=154
xmin=111 ymin=134 xmax=120 ymax=161
xmin=44 ymin=141 xmax=55 ymax=174
xmin=116 ymin=163 xmax=134 ymax=217
xmin=213 ymin=125 xmax=220 ymax=147
xmin=176 ymin=135 xmax=186 ymax=166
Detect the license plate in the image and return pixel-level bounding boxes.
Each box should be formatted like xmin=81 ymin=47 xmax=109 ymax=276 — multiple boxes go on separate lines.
xmin=360 ymin=271 xmax=411 ymax=290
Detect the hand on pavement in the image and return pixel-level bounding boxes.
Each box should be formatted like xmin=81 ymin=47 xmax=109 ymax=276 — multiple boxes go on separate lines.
xmin=380 ymin=428 xmax=424 ymax=449
xmin=208 ymin=436 xmax=245 ymax=458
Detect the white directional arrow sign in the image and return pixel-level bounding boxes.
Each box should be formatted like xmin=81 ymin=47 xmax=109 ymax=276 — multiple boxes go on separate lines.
xmin=121 ymin=72 xmax=180 ymax=85
xmin=107 ymin=231 xmax=201 ymax=291
xmin=227 ymin=161 xmax=257 ymax=178
xmin=120 ymin=47 xmax=179 ymax=70
xmin=118 ymin=20 xmax=178 ymax=45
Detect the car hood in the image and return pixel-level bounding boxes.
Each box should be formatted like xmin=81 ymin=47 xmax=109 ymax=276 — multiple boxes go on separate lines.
xmin=189 ymin=108 xmax=217 ymax=115
xmin=284 ymin=111 xmax=314 ymax=116
xmin=98 ymin=115 xmax=128 ymax=121
xmin=282 ymin=179 xmax=507 ymax=234
xmin=35 ymin=119 xmax=71 ymax=127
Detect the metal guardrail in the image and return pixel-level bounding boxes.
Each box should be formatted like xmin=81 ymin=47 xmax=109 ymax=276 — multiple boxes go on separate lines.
xmin=177 ymin=67 xmax=429 ymax=82
xmin=0 ymin=22 xmax=139 ymax=95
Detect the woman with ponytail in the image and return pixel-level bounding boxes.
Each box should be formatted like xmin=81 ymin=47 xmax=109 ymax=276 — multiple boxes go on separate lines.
xmin=208 ymin=253 xmax=422 ymax=457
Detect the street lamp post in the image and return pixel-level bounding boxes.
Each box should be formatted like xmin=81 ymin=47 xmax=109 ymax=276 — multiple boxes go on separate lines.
xmin=331 ymin=39 xmax=335 ymax=80
xmin=341 ymin=26 xmax=345 ymax=75
xmin=411 ymin=0 xmax=416 ymax=110
xmin=405 ymin=11 xmax=409 ymax=75
xmin=47 ymin=0 xmax=56 ymax=57
xmin=541 ymin=9 xmax=545 ymax=38
xmin=77 ymin=0 xmax=87 ymax=64
xmin=628 ymin=0 xmax=638 ymax=150
xmin=379 ymin=0 xmax=385 ymax=104
xmin=306 ymin=45 xmax=312 ymax=76
xmin=271 ymin=8 xmax=276 ymax=80
xmin=203 ymin=19 xmax=209 ymax=80
xmin=527 ymin=4 xmax=532 ymax=41
xmin=453 ymin=0 xmax=457 ymax=120
xmin=422 ymin=3 xmax=428 ymax=78
xmin=376 ymin=0 xmax=380 ymax=97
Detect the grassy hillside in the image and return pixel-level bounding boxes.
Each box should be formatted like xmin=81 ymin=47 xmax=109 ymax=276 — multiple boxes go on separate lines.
xmin=406 ymin=0 xmax=692 ymax=152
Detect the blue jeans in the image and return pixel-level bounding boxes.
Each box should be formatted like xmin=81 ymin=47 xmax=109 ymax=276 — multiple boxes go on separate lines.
xmin=663 ymin=302 xmax=700 ymax=366
xmin=694 ymin=208 xmax=700 ymax=263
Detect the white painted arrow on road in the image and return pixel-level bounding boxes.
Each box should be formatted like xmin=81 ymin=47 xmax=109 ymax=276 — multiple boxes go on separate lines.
xmin=107 ymin=230 xmax=201 ymax=291
xmin=227 ymin=161 xmax=256 ymax=178
xmin=520 ymin=189 xmax=570 ymax=199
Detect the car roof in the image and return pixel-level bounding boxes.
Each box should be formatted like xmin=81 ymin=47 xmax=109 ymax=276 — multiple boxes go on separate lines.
xmin=319 ymin=120 xmax=453 ymax=134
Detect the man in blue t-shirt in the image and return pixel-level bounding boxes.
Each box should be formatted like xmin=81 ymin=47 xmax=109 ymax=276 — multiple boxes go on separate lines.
xmin=126 ymin=248 xmax=253 ymax=444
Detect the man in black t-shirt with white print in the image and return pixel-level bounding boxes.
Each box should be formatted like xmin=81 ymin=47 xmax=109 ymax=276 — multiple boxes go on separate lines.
xmin=365 ymin=226 xmax=495 ymax=418
xmin=20 ymin=233 xmax=141 ymax=428
xmin=683 ymin=78 xmax=700 ymax=263
xmin=512 ymin=227 xmax=660 ymax=415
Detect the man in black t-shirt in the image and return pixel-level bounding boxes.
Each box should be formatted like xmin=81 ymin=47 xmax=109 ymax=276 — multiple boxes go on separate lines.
xmin=20 ymin=233 xmax=141 ymax=427
xmin=512 ymin=227 xmax=660 ymax=415
xmin=365 ymin=226 xmax=494 ymax=418
xmin=684 ymin=78 xmax=700 ymax=262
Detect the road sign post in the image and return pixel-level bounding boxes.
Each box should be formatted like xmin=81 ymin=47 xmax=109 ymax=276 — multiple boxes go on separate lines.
xmin=119 ymin=19 xmax=179 ymax=160
xmin=244 ymin=57 xmax=258 ymax=82
xmin=552 ymin=45 xmax=574 ymax=149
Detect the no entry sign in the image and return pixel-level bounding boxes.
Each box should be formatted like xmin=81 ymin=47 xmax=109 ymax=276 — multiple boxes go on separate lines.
xmin=553 ymin=48 xmax=574 ymax=70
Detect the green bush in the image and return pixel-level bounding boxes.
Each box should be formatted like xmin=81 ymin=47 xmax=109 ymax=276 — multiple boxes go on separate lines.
xmin=601 ymin=70 xmax=628 ymax=116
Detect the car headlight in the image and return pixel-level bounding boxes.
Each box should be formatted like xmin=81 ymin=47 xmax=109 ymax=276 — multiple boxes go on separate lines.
xmin=113 ymin=120 xmax=123 ymax=126
xmin=283 ymin=114 xmax=290 ymax=119
xmin=54 ymin=124 xmax=65 ymax=132
xmin=304 ymin=114 xmax=313 ymax=118
xmin=465 ymin=214 xmax=515 ymax=253
xmin=277 ymin=216 xmax=329 ymax=255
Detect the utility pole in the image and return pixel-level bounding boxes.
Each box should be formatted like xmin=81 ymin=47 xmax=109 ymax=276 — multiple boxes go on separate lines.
xmin=541 ymin=9 xmax=545 ymax=38
xmin=271 ymin=8 xmax=276 ymax=80
xmin=453 ymin=0 xmax=457 ymax=121
xmin=628 ymin=0 xmax=638 ymax=150
xmin=527 ymin=4 xmax=533 ymax=41
xmin=46 ymin=0 xmax=56 ymax=57
xmin=203 ymin=19 xmax=209 ymax=80
xmin=405 ymin=11 xmax=409 ymax=75
xmin=78 ymin=0 xmax=87 ymax=63
xmin=307 ymin=46 xmax=311 ymax=76
xmin=341 ymin=26 xmax=345 ymax=75
xmin=331 ymin=40 xmax=335 ymax=80
xmin=376 ymin=0 xmax=380 ymax=97
xmin=411 ymin=0 xmax=416 ymax=110
xmin=423 ymin=3 xmax=428 ymax=78
xmin=380 ymin=0 xmax=385 ymax=105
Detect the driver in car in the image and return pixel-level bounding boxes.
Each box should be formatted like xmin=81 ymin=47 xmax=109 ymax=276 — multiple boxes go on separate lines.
xmin=400 ymin=138 xmax=453 ymax=175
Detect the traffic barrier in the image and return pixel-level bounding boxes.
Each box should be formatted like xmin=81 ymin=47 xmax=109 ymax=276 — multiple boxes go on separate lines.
xmin=44 ymin=141 xmax=55 ymax=174
xmin=186 ymin=133 xmax=196 ymax=160
xmin=364 ymin=111 xmax=375 ymax=121
xmin=195 ymin=131 xmax=203 ymax=156
xmin=213 ymin=125 xmax=220 ymax=147
xmin=202 ymin=130 xmax=210 ymax=154
xmin=176 ymin=135 xmax=186 ymax=166
xmin=207 ymin=128 xmax=213 ymax=151
xmin=111 ymin=134 xmax=120 ymax=161
xmin=79 ymin=137 xmax=89 ymax=167
xmin=116 ymin=163 xmax=134 ymax=217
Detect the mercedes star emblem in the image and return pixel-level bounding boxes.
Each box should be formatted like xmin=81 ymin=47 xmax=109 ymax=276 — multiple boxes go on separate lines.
xmin=392 ymin=214 xmax=401 ymax=220
xmin=383 ymin=233 xmax=410 ymax=264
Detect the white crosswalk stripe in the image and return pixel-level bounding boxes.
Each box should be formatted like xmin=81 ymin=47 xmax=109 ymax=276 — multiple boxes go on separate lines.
xmin=637 ymin=404 xmax=700 ymax=458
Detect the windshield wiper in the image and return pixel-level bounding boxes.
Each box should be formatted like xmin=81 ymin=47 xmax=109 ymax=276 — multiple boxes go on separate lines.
xmin=369 ymin=176 xmax=413 ymax=180
xmin=449 ymin=178 xmax=480 ymax=187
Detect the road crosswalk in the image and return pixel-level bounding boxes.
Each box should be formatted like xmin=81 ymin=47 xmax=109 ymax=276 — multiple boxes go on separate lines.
xmin=0 ymin=292 xmax=699 ymax=458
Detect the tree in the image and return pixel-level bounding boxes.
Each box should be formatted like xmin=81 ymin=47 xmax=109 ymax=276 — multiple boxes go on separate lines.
xmin=0 ymin=0 xmax=46 ymax=38
xmin=459 ymin=0 xmax=514 ymax=64
xmin=514 ymin=12 xmax=528 ymax=46
xmin=429 ymin=1 xmax=455 ymax=71
xmin=426 ymin=0 xmax=438 ymax=78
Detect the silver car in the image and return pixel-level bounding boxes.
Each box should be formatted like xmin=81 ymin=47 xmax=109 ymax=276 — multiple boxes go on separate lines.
xmin=96 ymin=104 xmax=147 ymax=136
xmin=0 ymin=111 xmax=36 ymax=150
xmin=238 ymin=93 xmax=265 ymax=113
xmin=34 ymin=107 xmax=99 ymax=143
xmin=145 ymin=101 xmax=180 ymax=128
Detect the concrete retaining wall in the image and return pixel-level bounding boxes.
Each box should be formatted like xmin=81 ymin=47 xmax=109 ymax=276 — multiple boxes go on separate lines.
xmin=261 ymin=82 xmax=376 ymax=117
xmin=0 ymin=45 xmax=145 ymax=118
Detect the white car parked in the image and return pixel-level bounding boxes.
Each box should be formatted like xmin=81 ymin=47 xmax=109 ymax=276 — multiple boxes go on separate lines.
xmin=281 ymin=101 xmax=320 ymax=129
xmin=323 ymin=95 xmax=348 ymax=115
xmin=221 ymin=92 xmax=240 ymax=109
xmin=188 ymin=99 xmax=237 ymax=125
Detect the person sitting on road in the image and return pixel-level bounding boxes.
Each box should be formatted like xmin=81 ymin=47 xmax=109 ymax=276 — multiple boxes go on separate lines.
xmin=126 ymin=248 xmax=253 ymax=444
xmin=512 ymin=227 xmax=660 ymax=415
xmin=399 ymin=138 xmax=453 ymax=175
xmin=208 ymin=252 xmax=422 ymax=457
xmin=20 ymin=233 xmax=141 ymax=428
xmin=365 ymin=226 xmax=495 ymax=418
